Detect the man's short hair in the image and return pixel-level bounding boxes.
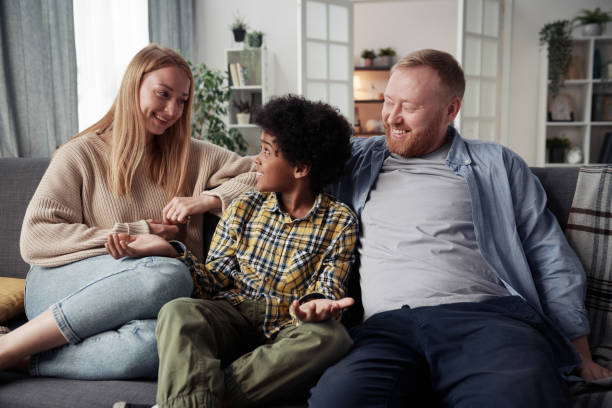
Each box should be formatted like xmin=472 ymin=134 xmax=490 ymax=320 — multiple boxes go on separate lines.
xmin=253 ymin=95 xmax=352 ymax=194
xmin=392 ymin=49 xmax=465 ymax=101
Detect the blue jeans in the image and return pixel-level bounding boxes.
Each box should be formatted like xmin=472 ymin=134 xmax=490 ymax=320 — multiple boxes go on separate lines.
xmin=309 ymin=296 xmax=579 ymax=408
xmin=25 ymin=254 xmax=193 ymax=380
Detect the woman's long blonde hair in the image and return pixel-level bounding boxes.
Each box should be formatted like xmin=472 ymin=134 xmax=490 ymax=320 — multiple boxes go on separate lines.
xmin=74 ymin=44 xmax=194 ymax=198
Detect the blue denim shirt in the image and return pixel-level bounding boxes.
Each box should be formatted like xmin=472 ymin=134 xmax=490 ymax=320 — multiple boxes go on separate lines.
xmin=328 ymin=127 xmax=589 ymax=340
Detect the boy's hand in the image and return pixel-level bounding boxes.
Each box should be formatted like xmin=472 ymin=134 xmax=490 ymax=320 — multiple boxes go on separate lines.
xmin=291 ymin=297 xmax=354 ymax=323
xmin=163 ymin=195 xmax=221 ymax=224
xmin=105 ymin=233 xmax=178 ymax=259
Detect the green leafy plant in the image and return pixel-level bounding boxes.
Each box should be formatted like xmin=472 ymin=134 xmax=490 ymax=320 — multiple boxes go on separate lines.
xmin=360 ymin=49 xmax=376 ymax=59
xmin=546 ymin=137 xmax=570 ymax=149
xmin=574 ymin=7 xmax=612 ymax=25
xmin=232 ymin=99 xmax=251 ymax=113
xmin=246 ymin=31 xmax=264 ymax=48
xmin=378 ymin=47 xmax=396 ymax=57
xmin=189 ymin=60 xmax=247 ymax=154
xmin=539 ymin=20 xmax=573 ymax=95
xmin=230 ymin=12 xmax=248 ymax=30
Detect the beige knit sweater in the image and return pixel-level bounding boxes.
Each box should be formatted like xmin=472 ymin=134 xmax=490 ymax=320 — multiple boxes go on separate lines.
xmin=20 ymin=132 xmax=256 ymax=267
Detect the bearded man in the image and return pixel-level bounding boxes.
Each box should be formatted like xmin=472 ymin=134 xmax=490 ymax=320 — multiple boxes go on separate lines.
xmin=309 ymin=49 xmax=611 ymax=408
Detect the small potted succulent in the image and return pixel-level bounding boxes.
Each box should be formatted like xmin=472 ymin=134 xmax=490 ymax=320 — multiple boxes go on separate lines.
xmin=574 ymin=7 xmax=611 ymax=37
xmin=233 ymin=99 xmax=251 ymax=125
xmin=360 ymin=49 xmax=376 ymax=67
xmin=378 ymin=47 xmax=397 ymax=67
xmin=246 ymin=30 xmax=264 ymax=48
xmin=230 ymin=13 xmax=248 ymax=42
xmin=546 ymin=137 xmax=570 ymax=163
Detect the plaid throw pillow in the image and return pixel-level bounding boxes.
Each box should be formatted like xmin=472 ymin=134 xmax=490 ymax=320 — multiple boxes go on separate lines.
xmin=566 ymin=166 xmax=612 ymax=349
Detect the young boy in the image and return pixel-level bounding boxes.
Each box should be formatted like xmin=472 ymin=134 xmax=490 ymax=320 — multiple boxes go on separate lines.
xmin=108 ymin=95 xmax=358 ymax=408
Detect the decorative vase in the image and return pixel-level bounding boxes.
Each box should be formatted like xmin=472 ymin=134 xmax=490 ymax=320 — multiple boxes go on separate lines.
xmin=582 ymin=23 xmax=603 ymax=37
xmin=236 ymin=112 xmax=250 ymax=125
xmin=232 ymin=28 xmax=246 ymax=42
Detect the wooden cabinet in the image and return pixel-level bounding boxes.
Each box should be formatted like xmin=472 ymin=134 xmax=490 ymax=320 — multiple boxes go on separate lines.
xmin=353 ymin=67 xmax=390 ymax=137
xmin=538 ymin=36 xmax=612 ymax=166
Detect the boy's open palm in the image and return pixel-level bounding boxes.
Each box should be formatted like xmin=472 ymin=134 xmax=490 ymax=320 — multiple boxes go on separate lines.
xmin=291 ymin=297 xmax=354 ymax=323
xmin=105 ymin=233 xmax=177 ymax=259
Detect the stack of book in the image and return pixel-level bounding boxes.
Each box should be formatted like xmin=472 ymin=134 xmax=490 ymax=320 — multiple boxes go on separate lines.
xmin=598 ymin=132 xmax=612 ymax=163
xmin=228 ymin=63 xmax=247 ymax=86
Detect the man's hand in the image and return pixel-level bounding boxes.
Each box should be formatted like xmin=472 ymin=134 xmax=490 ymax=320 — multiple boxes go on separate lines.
xmin=146 ymin=219 xmax=180 ymax=240
xmin=291 ymin=297 xmax=354 ymax=323
xmin=579 ymin=359 xmax=612 ymax=381
xmin=572 ymin=335 xmax=612 ymax=381
xmin=163 ymin=195 xmax=221 ymax=224
xmin=105 ymin=233 xmax=178 ymax=259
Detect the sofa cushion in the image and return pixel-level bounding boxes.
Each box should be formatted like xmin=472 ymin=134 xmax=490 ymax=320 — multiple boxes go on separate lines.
xmin=566 ymin=167 xmax=612 ymax=350
xmin=0 ymin=278 xmax=25 ymax=322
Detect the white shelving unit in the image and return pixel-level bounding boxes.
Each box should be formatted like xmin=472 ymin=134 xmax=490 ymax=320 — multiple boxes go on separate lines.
xmin=537 ymin=36 xmax=612 ymax=166
xmin=225 ymin=47 xmax=273 ymax=154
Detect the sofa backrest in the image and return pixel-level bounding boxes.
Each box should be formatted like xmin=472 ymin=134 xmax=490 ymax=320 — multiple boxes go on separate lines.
xmin=1 ymin=158 xmax=49 ymax=278
xmin=0 ymin=158 xmax=580 ymax=280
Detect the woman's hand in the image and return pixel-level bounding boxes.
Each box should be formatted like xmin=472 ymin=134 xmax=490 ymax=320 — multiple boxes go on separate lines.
xmin=163 ymin=195 xmax=222 ymax=224
xmin=146 ymin=219 xmax=180 ymax=240
xmin=105 ymin=233 xmax=178 ymax=259
xmin=291 ymin=297 xmax=354 ymax=323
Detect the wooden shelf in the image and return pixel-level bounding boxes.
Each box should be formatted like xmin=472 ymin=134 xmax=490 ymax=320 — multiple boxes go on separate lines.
xmin=355 ymin=99 xmax=384 ymax=103
xmin=355 ymin=66 xmax=390 ymax=71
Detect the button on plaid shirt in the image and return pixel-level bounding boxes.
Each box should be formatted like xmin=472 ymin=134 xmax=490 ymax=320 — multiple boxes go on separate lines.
xmin=175 ymin=191 xmax=358 ymax=338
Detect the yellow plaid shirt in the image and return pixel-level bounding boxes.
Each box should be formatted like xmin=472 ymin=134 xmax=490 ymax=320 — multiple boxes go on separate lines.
xmin=176 ymin=191 xmax=358 ymax=337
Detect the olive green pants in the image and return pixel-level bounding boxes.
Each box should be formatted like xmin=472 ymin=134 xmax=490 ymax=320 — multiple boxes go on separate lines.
xmin=155 ymin=297 xmax=353 ymax=408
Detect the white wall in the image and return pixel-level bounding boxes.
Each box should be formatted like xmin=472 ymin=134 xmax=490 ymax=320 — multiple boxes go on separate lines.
xmin=507 ymin=0 xmax=612 ymax=164
xmin=353 ymin=0 xmax=458 ymax=61
xmin=194 ymin=0 xmax=299 ymax=97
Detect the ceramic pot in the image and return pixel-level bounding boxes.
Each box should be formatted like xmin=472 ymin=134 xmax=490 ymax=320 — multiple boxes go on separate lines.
xmin=363 ymin=58 xmax=373 ymax=67
xmin=379 ymin=55 xmax=393 ymax=67
xmin=247 ymin=33 xmax=263 ymax=48
xmin=548 ymin=147 xmax=566 ymax=163
xmin=582 ymin=23 xmax=603 ymax=37
xmin=232 ymin=28 xmax=246 ymax=42
xmin=236 ymin=112 xmax=250 ymax=125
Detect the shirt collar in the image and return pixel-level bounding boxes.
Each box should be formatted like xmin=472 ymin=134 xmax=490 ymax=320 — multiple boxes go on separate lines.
xmin=262 ymin=192 xmax=324 ymax=223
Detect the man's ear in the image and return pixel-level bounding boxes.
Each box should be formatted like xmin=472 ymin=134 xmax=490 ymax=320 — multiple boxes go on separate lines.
xmin=446 ymin=96 xmax=461 ymax=123
xmin=294 ymin=162 xmax=311 ymax=179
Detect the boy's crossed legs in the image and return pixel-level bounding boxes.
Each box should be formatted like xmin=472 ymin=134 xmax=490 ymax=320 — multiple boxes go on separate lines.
xmin=156 ymin=297 xmax=352 ymax=408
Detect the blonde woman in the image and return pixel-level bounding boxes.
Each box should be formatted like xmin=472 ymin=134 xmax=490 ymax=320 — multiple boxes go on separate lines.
xmin=0 ymin=44 xmax=255 ymax=380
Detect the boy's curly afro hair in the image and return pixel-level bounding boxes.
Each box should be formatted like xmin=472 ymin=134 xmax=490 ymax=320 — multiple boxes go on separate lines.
xmin=253 ymin=95 xmax=352 ymax=193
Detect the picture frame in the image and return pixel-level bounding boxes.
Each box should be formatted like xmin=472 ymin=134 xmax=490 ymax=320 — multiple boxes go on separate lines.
xmin=548 ymin=94 xmax=574 ymax=122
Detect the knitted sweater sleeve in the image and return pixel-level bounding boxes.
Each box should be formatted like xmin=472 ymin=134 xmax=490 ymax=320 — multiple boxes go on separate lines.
xmin=194 ymin=141 xmax=256 ymax=212
xmin=19 ymin=144 xmax=150 ymax=267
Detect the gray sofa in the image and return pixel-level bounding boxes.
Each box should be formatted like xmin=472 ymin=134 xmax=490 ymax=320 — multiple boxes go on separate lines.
xmin=0 ymin=157 xmax=588 ymax=407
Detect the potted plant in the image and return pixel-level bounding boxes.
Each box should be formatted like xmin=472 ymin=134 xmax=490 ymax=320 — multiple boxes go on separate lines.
xmin=360 ymin=49 xmax=376 ymax=67
xmin=230 ymin=13 xmax=248 ymax=43
xmin=246 ymin=31 xmax=264 ymax=48
xmin=378 ymin=47 xmax=396 ymax=67
xmin=574 ymin=7 xmax=611 ymax=36
xmin=233 ymin=99 xmax=251 ymax=125
xmin=189 ymin=60 xmax=247 ymax=154
xmin=539 ymin=20 xmax=573 ymax=95
xmin=546 ymin=136 xmax=570 ymax=163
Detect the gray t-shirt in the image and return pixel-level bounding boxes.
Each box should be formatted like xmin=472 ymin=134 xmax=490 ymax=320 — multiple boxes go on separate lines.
xmin=359 ymin=143 xmax=509 ymax=319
